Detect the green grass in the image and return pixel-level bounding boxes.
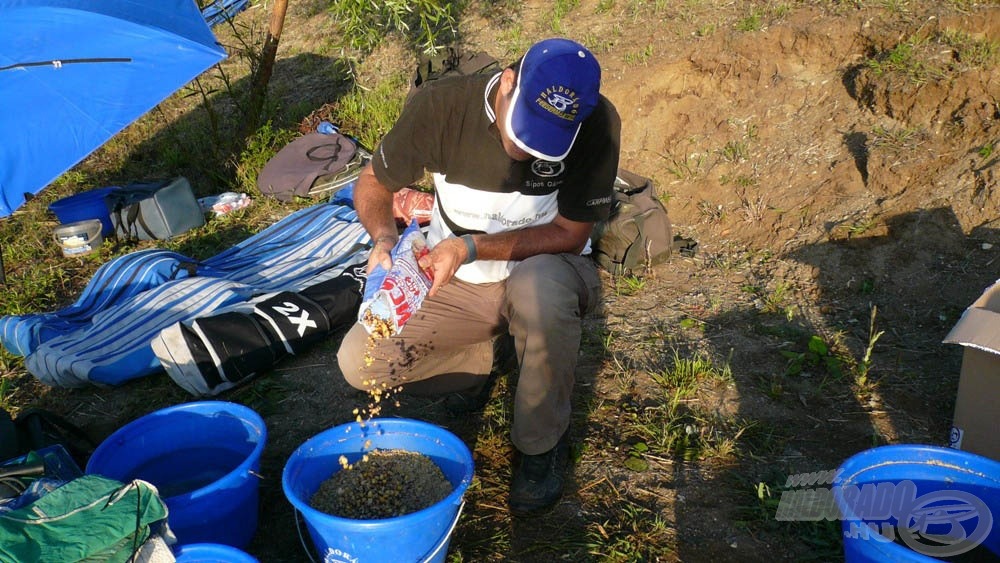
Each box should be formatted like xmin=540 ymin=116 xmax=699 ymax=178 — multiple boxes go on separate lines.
xmin=736 ymin=9 xmax=764 ymax=32
xmin=734 ymin=477 xmax=843 ymax=561
xmin=939 ymin=28 xmax=1000 ymax=69
xmin=550 ymin=0 xmax=581 ymax=33
xmin=720 ymin=140 xmax=749 ymax=162
xmin=595 ymin=0 xmax=615 ymax=14
xmin=853 ymin=306 xmax=885 ymax=389
xmin=879 ymin=0 xmax=912 ymax=13
xmin=842 ymin=216 xmax=878 ymax=237
xmin=870 ymin=124 xmax=923 ymax=152
xmin=696 ymin=22 xmax=718 ymax=37
xmin=584 ymin=500 xmax=675 ymax=561
xmin=330 ymin=73 xmax=409 ymax=150
xmin=615 ymin=274 xmax=646 ymax=296
xmin=865 ymin=38 xmax=936 ymax=83
xmin=232 ymin=122 xmax=299 ymax=194
xmin=662 ymin=149 xmax=707 ymax=180
xmin=0 ymin=375 xmax=13 ymax=410
xmin=980 ymin=142 xmax=995 ymax=160
xmin=328 ymin=0 xmax=461 ymax=54
xmin=863 ymin=27 xmax=998 ymax=85
xmin=623 ymin=45 xmax=654 ymax=67
xmin=621 ymin=350 xmax=739 ymax=462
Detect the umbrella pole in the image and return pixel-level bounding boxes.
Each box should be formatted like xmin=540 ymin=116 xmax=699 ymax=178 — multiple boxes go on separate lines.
xmin=0 ymin=240 xmax=5 ymax=285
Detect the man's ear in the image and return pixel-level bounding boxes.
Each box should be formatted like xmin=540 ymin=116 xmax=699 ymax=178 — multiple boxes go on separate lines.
xmin=499 ymin=68 xmax=517 ymax=96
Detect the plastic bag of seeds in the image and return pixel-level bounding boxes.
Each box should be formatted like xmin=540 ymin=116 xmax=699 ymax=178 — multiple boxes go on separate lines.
xmin=358 ymin=220 xmax=433 ymax=337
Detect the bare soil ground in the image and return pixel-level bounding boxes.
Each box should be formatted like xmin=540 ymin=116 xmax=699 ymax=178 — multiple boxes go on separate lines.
xmin=6 ymin=1 xmax=1000 ymax=561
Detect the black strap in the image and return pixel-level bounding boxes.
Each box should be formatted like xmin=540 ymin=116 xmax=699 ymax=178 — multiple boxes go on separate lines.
xmin=306 ymin=139 xmax=345 ymax=173
xmin=672 ymin=235 xmax=698 ymax=257
xmin=0 ymin=57 xmax=131 ymax=72
xmin=114 ymin=190 xmax=158 ymax=239
xmin=435 ymin=194 xmax=483 ymax=237
xmin=134 ymin=206 xmax=158 ymax=239
xmin=0 ymin=409 xmax=19 ymax=461
xmin=622 ymin=213 xmax=650 ymax=270
xmin=14 ymin=408 xmax=97 ymax=467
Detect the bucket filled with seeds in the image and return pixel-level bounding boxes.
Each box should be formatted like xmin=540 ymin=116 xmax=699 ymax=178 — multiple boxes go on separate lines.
xmin=282 ymin=418 xmax=474 ymax=563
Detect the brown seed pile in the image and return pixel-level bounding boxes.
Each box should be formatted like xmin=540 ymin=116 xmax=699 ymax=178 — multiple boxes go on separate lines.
xmin=310 ymin=449 xmax=453 ymax=520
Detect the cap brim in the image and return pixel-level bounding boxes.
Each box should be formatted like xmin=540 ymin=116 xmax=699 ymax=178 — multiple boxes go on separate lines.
xmin=506 ymin=78 xmax=581 ymax=162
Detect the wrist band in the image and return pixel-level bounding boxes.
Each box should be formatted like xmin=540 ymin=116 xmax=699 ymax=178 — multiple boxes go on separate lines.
xmin=460 ymin=234 xmax=477 ymax=264
xmin=374 ymin=235 xmax=397 ymax=249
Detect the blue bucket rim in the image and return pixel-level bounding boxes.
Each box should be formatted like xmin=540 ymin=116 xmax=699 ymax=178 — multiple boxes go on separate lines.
xmin=47 ymin=185 xmax=120 ymax=211
xmin=86 ymin=400 xmax=268 ymax=502
xmin=835 ymin=444 xmax=1000 ymax=497
xmin=173 ymin=542 xmax=259 ymax=562
xmin=282 ymin=417 xmax=474 ymax=527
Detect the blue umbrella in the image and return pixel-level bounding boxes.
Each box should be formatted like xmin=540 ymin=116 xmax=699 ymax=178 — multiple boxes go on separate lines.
xmin=0 ymin=0 xmax=227 ymax=218
xmin=0 ymin=0 xmax=227 ymax=282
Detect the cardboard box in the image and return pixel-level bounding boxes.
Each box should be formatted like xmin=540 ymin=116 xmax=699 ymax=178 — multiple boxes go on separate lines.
xmin=943 ymin=279 xmax=1000 ymax=460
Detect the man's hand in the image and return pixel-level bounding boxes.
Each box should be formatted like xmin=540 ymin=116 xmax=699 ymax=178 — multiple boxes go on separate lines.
xmin=368 ymin=236 xmax=396 ymax=274
xmin=418 ymin=237 xmax=467 ymax=297
xmin=354 ymin=162 xmax=401 ymax=275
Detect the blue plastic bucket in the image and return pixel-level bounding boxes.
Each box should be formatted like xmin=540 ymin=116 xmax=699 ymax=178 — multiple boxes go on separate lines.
xmin=48 ymin=186 xmax=118 ymax=236
xmin=85 ymin=401 xmax=267 ymax=549
xmin=174 ymin=543 xmax=260 ymax=563
xmin=282 ymin=418 xmax=474 ymax=563
xmin=833 ymin=445 xmax=1000 ymax=562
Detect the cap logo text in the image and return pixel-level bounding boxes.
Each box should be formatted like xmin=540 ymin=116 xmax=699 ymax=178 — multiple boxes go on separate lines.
xmin=536 ymin=85 xmax=580 ymax=121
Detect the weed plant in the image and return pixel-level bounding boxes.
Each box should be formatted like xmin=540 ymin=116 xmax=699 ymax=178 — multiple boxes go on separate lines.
xmin=329 ymin=0 xmax=462 ymax=54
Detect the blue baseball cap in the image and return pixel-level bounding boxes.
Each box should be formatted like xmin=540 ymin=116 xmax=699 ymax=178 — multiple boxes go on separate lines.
xmin=505 ymin=38 xmax=601 ymax=162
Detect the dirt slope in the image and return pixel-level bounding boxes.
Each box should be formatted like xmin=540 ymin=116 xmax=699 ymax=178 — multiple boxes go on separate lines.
xmin=577 ymin=3 xmax=1000 ymax=561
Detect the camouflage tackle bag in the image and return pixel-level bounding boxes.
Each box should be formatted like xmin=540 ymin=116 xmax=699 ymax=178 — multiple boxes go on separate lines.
xmin=591 ymin=169 xmax=694 ymax=274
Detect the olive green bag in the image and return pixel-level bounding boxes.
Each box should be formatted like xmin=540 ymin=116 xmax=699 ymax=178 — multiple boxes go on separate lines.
xmin=591 ymin=169 xmax=694 ymax=274
xmin=406 ymin=47 xmax=501 ymax=104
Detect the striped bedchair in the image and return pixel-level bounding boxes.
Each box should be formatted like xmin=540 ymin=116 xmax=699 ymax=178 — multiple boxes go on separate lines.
xmin=0 ymin=202 xmax=369 ymax=387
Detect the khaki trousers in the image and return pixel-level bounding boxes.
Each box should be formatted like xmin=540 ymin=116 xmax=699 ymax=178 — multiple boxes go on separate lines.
xmin=337 ymin=253 xmax=601 ymax=455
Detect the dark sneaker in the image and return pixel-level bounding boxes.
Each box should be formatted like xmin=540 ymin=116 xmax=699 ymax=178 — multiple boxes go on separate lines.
xmin=443 ymin=334 xmax=516 ymax=417
xmin=509 ymin=431 xmax=571 ymax=516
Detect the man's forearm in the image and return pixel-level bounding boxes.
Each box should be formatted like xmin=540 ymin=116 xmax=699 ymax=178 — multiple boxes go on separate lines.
xmin=472 ymin=217 xmax=594 ymax=261
xmin=353 ymin=164 xmax=398 ymax=243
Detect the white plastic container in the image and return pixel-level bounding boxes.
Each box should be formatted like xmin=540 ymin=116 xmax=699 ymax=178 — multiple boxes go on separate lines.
xmin=53 ymin=218 xmax=104 ymax=257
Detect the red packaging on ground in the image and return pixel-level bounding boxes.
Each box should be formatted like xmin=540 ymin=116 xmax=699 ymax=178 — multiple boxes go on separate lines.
xmin=392 ymin=187 xmax=434 ymax=227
